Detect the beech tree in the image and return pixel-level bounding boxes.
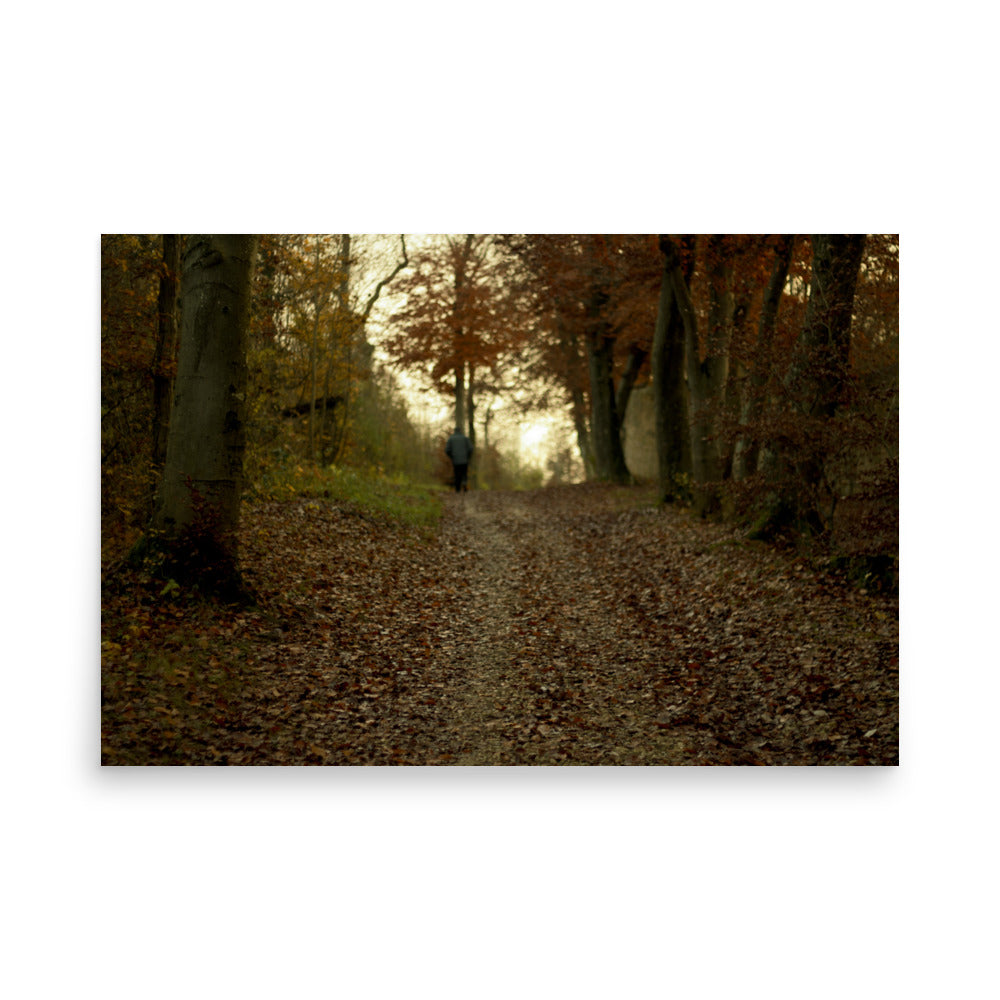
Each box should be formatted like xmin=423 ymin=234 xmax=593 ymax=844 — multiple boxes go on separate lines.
xmin=243 ymin=234 xmax=407 ymax=472
xmin=584 ymin=283 xmax=629 ymax=483
xmin=498 ymin=234 xmax=661 ymax=484
xmin=381 ymin=235 xmax=523 ymax=443
xmin=580 ymin=238 xmax=636 ymax=483
xmin=787 ymin=235 xmax=867 ymax=422
xmin=731 ymin=235 xmax=796 ymax=481
xmin=651 ymin=235 xmax=694 ymax=503
xmin=723 ymin=234 xmax=874 ymax=542
xmin=151 ymin=235 xmax=180 ymax=474
xmin=653 ymin=235 xmax=783 ymax=514
xmin=101 ymin=234 xmax=163 ymax=545
xmin=152 ymin=235 xmax=258 ymax=596
xmin=671 ymin=235 xmax=730 ymax=513
xmin=325 ymin=234 xmax=408 ymax=461
xmin=498 ymin=235 xmax=597 ymax=477
xmin=778 ymin=233 xmax=867 ymax=533
xmin=262 ymin=234 xmax=352 ymax=464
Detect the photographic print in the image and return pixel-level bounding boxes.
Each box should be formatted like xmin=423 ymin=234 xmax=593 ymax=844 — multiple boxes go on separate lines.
xmin=101 ymin=234 xmax=898 ymax=765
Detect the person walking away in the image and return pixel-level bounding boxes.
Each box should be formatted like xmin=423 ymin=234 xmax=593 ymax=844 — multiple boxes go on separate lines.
xmin=445 ymin=426 xmax=473 ymax=492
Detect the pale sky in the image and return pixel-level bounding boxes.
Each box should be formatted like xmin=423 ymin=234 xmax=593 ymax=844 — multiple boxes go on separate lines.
xmin=360 ymin=234 xmax=573 ymax=471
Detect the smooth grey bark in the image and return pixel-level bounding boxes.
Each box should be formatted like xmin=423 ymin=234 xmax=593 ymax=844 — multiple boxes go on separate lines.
xmin=721 ymin=289 xmax=752 ymax=482
xmin=153 ymin=235 xmax=258 ymax=591
xmin=152 ymin=234 xmax=180 ymax=474
xmin=615 ymin=342 xmax=647 ymax=428
xmin=571 ymin=383 xmax=596 ymax=481
xmin=787 ymin=234 xmax=867 ymax=420
xmin=554 ymin=311 xmax=596 ymax=480
xmin=732 ymin=235 xmax=795 ymax=481
xmin=585 ymin=285 xmax=629 ymax=484
xmin=759 ymin=234 xmax=866 ymax=537
xmin=668 ymin=234 xmax=733 ymax=516
xmin=651 ymin=235 xmax=693 ymax=503
xmin=695 ymin=236 xmax=733 ymax=509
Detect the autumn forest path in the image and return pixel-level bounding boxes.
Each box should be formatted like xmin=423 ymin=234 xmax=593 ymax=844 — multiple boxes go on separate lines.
xmin=102 ymin=485 xmax=899 ymax=765
xmin=418 ymin=488 xmax=897 ymax=765
xmin=253 ymin=485 xmax=898 ymax=765
xmin=433 ymin=490 xmax=695 ymax=764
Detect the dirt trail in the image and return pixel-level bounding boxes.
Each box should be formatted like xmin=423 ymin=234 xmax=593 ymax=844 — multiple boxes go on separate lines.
xmin=402 ymin=487 xmax=897 ymax=765
xmin=422 ymin=491 xmax=690 ymax=763
xmin=102 ymin=484 xmax=899 ymax=765
xmin=429 ymin=494 xmax=533 ymax=762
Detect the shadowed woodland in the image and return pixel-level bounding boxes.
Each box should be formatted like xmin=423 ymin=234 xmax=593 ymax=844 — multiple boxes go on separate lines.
xmin=101 ymin=234 xmax=898 ymax=765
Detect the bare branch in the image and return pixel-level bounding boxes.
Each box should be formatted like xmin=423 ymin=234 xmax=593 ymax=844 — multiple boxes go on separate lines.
xmin=359 ymin=235 xmax=409 ymax=325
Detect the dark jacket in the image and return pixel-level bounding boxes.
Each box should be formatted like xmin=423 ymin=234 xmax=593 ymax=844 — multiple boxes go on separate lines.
xmin=446 ymin=431 xmax=473 ymax=465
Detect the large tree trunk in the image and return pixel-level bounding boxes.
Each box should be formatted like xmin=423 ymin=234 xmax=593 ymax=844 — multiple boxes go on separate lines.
xmin=788 ymin=234 xmax=867 ymax=421
xmin=756 ymin=234 xmax=866 ymax=539
xmin=555 ymin=312 xmax=596 ymax=480
xmin=153 ymin=235 xmax=258 ymax=596
xmin=697 ymin=236 xmax=734 ymax=513
xmin=732 ymin=235 xmax=795 ymax=481
xmin=151 ymin=235 xmax=180 ymax=474
xmin=586 ymin=333 xmax=629 ymax=483
xmin=651 ymin=235 xmax=693 ymax=503
xmin=672 ymin=235 xmax=733 ymax=517
xmin=615 ymin=342 xmax=647 ymax=428
xmin=721 ymin=287 xmax=752 ymax=482
xmin=585 ymin=287 xmax=629 ymax=484
xmin=570 ymin=384 xmax=596 ymax=481
xmin=787 ymin=233 xmax=866 ymax=531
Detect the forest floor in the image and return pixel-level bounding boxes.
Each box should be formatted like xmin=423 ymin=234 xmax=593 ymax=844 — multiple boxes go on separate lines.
xmin=101 ymin=484 xmax=899 ymax=765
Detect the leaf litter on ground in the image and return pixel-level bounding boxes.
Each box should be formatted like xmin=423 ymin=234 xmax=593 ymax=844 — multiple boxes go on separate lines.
xmin=101 ymin=484 xmax=898 ymax=765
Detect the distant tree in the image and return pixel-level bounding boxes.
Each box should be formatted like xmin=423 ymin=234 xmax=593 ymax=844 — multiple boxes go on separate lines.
xmin=101 ymin=234 xmax=162 ymax=559
xmin=243 ymin=234 xmax=407 ymax=473
xmin=498 ymin=235 xmax=597 ymax=478
xmin=499 ymin=234 xmax=659 ymax=484
xmin=382 ymin=235 xmax=524 ymax=445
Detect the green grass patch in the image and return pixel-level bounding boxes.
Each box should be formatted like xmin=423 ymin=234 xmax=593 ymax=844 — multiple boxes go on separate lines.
xmin=607 ymin=482 xmax=660 ymax=511
xmin=251 ymin=462 xmax=445 ymax=530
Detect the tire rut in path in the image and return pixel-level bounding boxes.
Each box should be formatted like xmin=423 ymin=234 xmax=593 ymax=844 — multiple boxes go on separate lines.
xmin=427 ymin=491 xmax=691 ymax=765
xmin=431 ymin=493 xmax=536 ymax=763
xmin=401 ymin=485 xmax=896 ymax=766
